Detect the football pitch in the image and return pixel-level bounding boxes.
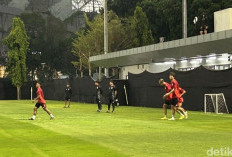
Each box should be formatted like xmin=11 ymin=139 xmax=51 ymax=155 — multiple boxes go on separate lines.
xmin=0 ymin=100 xmax=232 ymax=157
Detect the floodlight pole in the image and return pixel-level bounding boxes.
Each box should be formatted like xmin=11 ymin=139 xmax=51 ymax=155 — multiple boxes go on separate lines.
xmin=104 ymin=0 xmax=109 ymax=77
xmin=182 ymin=0 xmax=187 ymax=38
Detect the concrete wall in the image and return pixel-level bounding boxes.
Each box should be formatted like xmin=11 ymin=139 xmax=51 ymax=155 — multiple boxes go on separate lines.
xmin=50 ymin=0 xmax=73 ymax=20
xmin=214 ymin=8 xmax=232 ymax=32
xmin=0 ymin=5 xmax=23 ymax=51
xmin=8 ymin=0 xmax=74 ymax=20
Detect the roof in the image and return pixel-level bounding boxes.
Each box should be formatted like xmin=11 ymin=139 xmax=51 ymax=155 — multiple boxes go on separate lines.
xmin=0 ymin=5 xmax=23 ymax=15
xmin=90 ymin=29 xmax=232 ymax=68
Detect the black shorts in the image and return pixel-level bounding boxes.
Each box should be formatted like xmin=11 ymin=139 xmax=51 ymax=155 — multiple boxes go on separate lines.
xmin=35 ymin=103 xmax=47 ymax=109
xmin=171 ymin=98 xmax=178 ymax=106
xmin=164 ymin=99 xmax=172 ymax=106
xmin=65 ymin=96 xmax=71 ymax=101
xmin=108 ymin=99 xmax=116 ymax=105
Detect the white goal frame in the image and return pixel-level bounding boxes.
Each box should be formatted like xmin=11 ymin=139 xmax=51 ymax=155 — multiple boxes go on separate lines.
xmin=204 ymin=93 xmax=229 ymax=114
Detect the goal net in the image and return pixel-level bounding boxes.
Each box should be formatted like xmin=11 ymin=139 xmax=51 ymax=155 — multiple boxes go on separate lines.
xmin=204 ymin=93 xmax=229 ymax=114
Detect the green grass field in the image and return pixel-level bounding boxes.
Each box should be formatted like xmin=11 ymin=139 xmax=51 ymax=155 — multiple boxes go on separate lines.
xmin=0 ymin=100 xmax=232 ymax=157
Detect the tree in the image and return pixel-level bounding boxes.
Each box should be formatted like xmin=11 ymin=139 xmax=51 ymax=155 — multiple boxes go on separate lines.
xmin=138 ymin=0 xmax=182 ymax=42
xmin=109 ymin=0 xmax=232 ymax=42
xmin=131 ymin=6 xmax=154 ymax=47
xmin=108 ymin=0 xmax=143 ymax=17
xmin=20 ymin=13 xmax=46 ymax=81
xmin=21 ymin=12 xmax=76 ymax=80
xmin=3 ymin=17 xmax=29 ymax=99
xmin=44 ymin=14 xmax=69 ymax=79
xmin=72 ymin=11 xmax=134 ymax=77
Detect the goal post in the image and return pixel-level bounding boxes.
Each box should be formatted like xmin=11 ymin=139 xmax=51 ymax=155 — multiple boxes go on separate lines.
xmin=204 ymin=93 xmax=229 ymax=114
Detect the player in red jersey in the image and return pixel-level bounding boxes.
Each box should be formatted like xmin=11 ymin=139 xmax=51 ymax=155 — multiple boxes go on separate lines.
xmin=159 ymin=79 xmax=172 ymax=120
xmin=176 ymin=87 xmax=188 ymax=119
xmin=164 ymin=72 xmax=181 ymax=120
xmin=29 ymin=82 xmax=54 ymax=120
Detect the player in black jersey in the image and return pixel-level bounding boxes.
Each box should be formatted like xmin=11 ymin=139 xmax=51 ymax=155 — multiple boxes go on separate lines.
xmin=95 ymin=81 xmax=103 ymax=112
xmin=107 ymin=80 xmax=117 ymax=113
xmin=64 ymin=84 xmax=72 ymax=108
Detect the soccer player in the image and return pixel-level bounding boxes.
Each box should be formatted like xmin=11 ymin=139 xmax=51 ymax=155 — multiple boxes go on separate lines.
xmin=159 ymin=79 xmax=172 ymax=120
xmin=176 ymin=87 xmax=188 ymax=119
xmin=95 ymin=81 xmax=103 ymax=112
xmin=164 ymin=72 xmax=180 ymax=120
xmin=29 ymin=82 xmax=54 ymax=120
xmin=64 ymin=84 xmax=72 ymax=108
xmin=107 ymin=80 xmax=117 ymax=113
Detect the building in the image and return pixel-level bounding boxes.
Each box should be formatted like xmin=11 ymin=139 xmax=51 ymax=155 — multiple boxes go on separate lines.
xmin=90 ymin=8 xmax=232 ymax=79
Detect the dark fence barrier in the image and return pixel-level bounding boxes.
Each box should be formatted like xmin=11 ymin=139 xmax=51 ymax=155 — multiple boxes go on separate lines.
xmin=127 ymin=66 xmax=232 ymax=112
xmin=4 ymin=77 xmax=128 ymax=106
xmin=1 ymin=66 xmax=232 ymax=112
xmin=0 ymin=79 xmax=17 ymax=100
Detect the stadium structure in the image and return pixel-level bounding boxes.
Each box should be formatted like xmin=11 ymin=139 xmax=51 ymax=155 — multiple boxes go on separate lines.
xmin=0 ymin=0 xmax=102 ymax=78
xmin=90 ymin=8 xmax=232 ymax=79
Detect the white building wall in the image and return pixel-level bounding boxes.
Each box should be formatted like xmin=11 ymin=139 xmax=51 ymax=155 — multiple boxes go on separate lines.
xmin=119 ymin=63 xmax=174 ymax=79
xmin=214 ymin=8 xmax=232 ymax=32
xmin=148 ymin=63 xmax=175 ymax=73
xmin=120 ymin=64 xmax=149 ymax=79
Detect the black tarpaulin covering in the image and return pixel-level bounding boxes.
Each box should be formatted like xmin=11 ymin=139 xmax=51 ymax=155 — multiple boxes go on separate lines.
xmin=2 ymin=66 xmax=232 ymax=112
xmin=127 ymin=66 xmax=232 ymax=112
xmin=0 ymin=79 xmax=17 ymax=100
xmin=18 ymin=77 xmax=128 ymax=106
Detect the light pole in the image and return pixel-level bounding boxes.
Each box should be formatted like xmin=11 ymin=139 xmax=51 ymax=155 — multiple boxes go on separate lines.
xmin=104 ymin=0 xmax=109 ymax=77
xmin=182 ymin=0 xmax=187 ymax=38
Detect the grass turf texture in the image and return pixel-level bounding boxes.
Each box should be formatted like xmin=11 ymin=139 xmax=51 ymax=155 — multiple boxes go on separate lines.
xmin=0 ymin=101 xmax=232 ymax=157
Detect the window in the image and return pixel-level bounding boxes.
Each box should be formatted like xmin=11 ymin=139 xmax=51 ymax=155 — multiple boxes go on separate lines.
xmin=205 ymin=64 xmax=231 ymax=70
xmin=178 ymin=67 xmax=195 ymax=71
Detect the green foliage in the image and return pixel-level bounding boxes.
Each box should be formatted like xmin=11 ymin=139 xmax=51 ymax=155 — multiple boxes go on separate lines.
xmin=3 ymin=17 xmax=29 ymax=88
xmin=72 ymin=11 xmax=134 ymax=76
xmin=109 ymin=0 xmax=232 ymax=42
xmin=20 ymin=13 xmax=76 ymax=80
xmin=131 ymin=6 xmax=154 ymax=46
xmin=108 ymin=0 xmax=143 ymax=17
xmin=187 ymin=0 xmax=232 ymax=36
xmin=138 ymin=0 xmax=182 ymax=42
xmin=20 ymin=13 xmax=46 ymax=81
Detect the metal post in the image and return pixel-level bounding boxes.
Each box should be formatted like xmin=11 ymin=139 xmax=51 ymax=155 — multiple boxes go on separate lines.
xmin=104 ymin=0 xmax=109 ymax=77
xmin=204 ymin=94 xmax=206 ymax=113
xmin=216 ymin=95 xmax=218 ymax=114
xmin=124 ymin=85 xmax=128 ymax=105
xmin=182 ymin=0 xmax=187 ymax=38
xmin=98 ymin=66 xmax=102 ymax=80
xmin=31 ymin=87 xmax=33 ymax=101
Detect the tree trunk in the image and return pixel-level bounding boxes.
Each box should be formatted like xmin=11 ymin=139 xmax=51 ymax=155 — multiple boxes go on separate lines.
xmin=80 ymin=55 xmax=83 ymax=78
xmin=88 ymin=52 xmax=91 ymax=76
xmin=17 ymin=85 xmax=21 ymax=100
xmin=80 ymin=71 xmax=83 ymax=78
xmin=88 ymin=61 xmax=91 ymax=76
